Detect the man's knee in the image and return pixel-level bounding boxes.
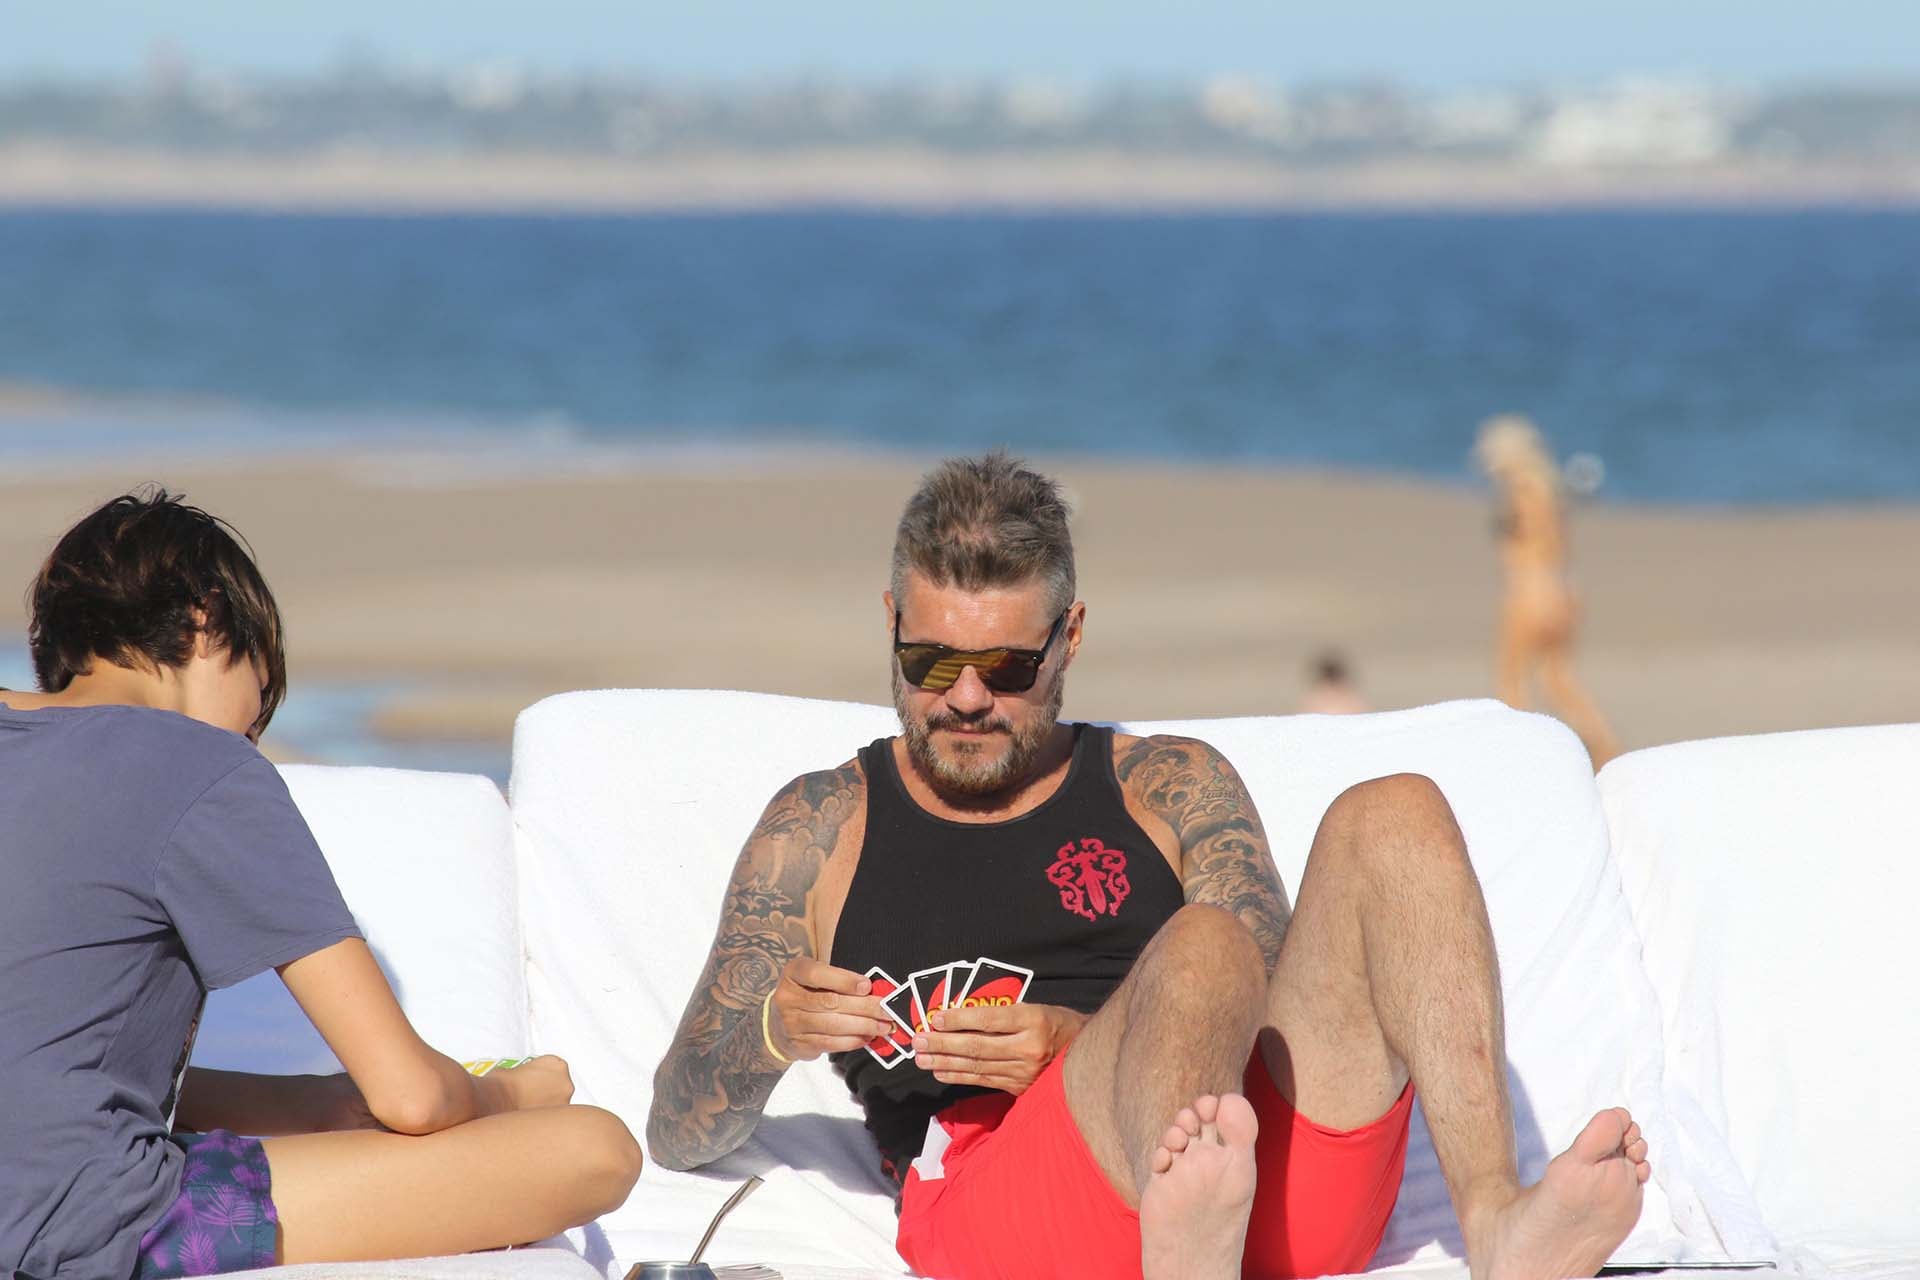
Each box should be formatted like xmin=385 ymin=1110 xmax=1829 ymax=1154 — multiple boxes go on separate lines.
xmin=1136 ymin=904 xmax=1266 ymax=1008
xmin=1331 ymin=771 xmax=1451 ymax=822
xmin=1323 ymin=772 xmax=1466 ymax=869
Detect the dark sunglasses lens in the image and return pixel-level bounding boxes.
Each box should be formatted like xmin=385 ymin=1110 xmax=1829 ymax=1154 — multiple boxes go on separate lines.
xmin=978 ymin=653 xmax=1042 ymax=693
xmin=897 ymin=645 xmax=955 ymax=689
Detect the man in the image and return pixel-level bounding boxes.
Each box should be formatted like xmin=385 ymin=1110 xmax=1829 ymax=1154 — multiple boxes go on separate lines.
xmin=648 ymin=454 xmax=1649 ymax=1280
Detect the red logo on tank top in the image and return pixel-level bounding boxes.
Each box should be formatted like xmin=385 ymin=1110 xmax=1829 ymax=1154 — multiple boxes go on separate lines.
xmin=1047 ymin=837 xmax=1132 ymax=920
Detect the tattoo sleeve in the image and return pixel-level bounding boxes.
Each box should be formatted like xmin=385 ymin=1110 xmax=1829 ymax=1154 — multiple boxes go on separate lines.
xmin=1117 ymin=736 xmax=1292 ymax=973
xmin=645 ymin=762 xmax=863 ymax=1171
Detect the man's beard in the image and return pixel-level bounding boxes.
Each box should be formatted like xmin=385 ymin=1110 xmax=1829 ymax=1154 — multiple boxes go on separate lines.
xmin=893 ymin=663 xmax=1067 ymax=798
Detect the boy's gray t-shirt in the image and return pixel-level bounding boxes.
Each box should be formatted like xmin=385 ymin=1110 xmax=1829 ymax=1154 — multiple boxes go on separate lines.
xmin=0 ymin=703 xmax=362 ymax=1280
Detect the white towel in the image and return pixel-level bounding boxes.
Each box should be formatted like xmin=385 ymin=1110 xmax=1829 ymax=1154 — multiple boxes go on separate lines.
xmin=1603 ymin=724 xmax=1920 ymax=1257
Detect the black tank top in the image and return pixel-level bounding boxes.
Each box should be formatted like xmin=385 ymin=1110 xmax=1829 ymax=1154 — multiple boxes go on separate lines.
xmin=829 ymin=723 xmax=1186 ymax=1179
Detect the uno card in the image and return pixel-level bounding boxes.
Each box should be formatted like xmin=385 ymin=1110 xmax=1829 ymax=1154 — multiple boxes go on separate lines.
xmin=944 ymin=960 xmax=978 ymax=1015
xmin=955 ymin=956 xmax=1034 ymax=1010
xmin=864 ymin=966 xmax=917 ymax=1068
xmin=907 ymin=964 xmax=959 ymax=1033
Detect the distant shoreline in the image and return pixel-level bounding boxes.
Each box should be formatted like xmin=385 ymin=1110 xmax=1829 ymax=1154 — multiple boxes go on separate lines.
xmin=4 ymin=144 xmax=1919 ymax=213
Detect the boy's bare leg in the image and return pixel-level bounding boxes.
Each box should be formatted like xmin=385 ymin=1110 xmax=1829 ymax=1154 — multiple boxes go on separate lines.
xmin=1262 ymin=773 xmax=1649 ymax=1280
xmin=264 ymin=1105 xmax=642 ymax=1263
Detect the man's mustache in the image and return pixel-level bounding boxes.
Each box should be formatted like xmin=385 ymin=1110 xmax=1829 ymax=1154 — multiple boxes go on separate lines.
xmin=923 ymin=712 xmax=1014 ymax=735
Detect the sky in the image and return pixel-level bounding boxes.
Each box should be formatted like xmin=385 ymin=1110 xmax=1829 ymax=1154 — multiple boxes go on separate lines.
xmin=4 ymin=0 xmax=1917 ymax=87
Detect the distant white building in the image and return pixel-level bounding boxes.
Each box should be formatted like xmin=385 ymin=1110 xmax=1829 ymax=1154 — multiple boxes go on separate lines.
xmin=1417 ymin=90 xmax=1527 ymax=147
xmin=1526 ymin=80 xmax=1740 ymax=166
xmin=1200 ymin=75 xmax=1296 ymax=145
xmin=1000 ymin=80 xmax=1087 ymax=133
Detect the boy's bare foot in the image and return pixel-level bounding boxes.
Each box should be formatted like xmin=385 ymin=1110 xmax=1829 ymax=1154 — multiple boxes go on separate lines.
xmin=1140 ymin=1093 xmax=1259 ymax=1280
xmin=1470 ymin=1107 xmax=1652 ymax=1280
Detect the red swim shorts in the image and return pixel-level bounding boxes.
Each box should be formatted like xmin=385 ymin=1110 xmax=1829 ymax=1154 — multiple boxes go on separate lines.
xmin=896 ymin=1049 xmax=1413 ymax=1280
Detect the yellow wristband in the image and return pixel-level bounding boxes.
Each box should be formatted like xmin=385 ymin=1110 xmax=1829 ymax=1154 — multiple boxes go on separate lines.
xmin=761 ymin=993 xmax=792 ymax=1066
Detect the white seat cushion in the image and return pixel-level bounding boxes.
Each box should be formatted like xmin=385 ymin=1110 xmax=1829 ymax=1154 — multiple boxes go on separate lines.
xmin=1602 ymin=725 xmax=1920 ymax=1257
xmin=195 ymin=765 xmax=531 ymax=1075
xmin=510 ymin=692 xmax=1721 ymax=1273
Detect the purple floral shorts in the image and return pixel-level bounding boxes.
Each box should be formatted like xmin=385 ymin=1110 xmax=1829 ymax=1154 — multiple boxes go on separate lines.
xmin=134 ymin=1129 xmax=279 ymax=1279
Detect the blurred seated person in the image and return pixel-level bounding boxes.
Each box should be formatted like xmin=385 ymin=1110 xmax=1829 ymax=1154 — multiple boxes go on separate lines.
xmin=1298 ymin=651 xmax=1369 ymax=715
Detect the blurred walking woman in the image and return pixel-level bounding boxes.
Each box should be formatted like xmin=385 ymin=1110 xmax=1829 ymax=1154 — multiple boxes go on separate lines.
xmin=0 ymin=491 xmax=639 ymax=1280
xmin=1475 ymin=416 xmax=1621 ymax=767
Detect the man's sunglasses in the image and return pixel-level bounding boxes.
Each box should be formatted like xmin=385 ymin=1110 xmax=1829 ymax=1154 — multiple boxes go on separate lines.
xmin=893 ymin=609 xmax=1069 ymax=694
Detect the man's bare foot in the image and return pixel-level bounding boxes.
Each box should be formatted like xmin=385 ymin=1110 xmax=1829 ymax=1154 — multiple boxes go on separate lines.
xmin=1140 ymin=1093 xmax=1259 ymax=1280
xmin=1470 ymin=1107 xmax=1653 ymax=1280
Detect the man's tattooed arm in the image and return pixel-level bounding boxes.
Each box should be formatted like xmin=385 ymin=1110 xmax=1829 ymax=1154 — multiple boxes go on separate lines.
xmin=1116 ymin=735 xmax=1292 ymax=973
xmin=645 ymin=761 xmax=863 ymax=1171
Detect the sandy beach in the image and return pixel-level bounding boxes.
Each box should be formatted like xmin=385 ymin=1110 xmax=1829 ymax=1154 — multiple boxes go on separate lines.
xmin=4 ymin=144 xmax=1920 ymax=212
xmin=4 ymin=442 xmax=1916 ymax=766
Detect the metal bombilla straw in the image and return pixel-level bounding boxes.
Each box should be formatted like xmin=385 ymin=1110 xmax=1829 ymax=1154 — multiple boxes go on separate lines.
xmin=690 ymin=1175 xmax=763 ymax=1266
xmin=622 ymin=1174 xmax=765 ymax=1280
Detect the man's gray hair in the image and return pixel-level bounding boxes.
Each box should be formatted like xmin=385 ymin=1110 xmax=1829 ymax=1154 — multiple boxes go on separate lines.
xmin=890 ymin=451 xmax=1076 ymax=617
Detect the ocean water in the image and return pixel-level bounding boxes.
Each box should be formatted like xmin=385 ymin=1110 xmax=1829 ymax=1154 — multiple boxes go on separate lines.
xmin=2 ymin=208 xmax=1917 ymax=503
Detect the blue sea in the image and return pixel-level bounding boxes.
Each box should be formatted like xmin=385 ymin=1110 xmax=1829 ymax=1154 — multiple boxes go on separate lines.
xmin=2 ymin=208 xmax=1917 ymax=503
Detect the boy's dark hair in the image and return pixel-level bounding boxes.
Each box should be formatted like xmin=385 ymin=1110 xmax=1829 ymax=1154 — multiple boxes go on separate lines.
xmin=891 ymin=451 xmax=1076 ymax=615
xmin=28 ymin=489 xmax=287 ymax=735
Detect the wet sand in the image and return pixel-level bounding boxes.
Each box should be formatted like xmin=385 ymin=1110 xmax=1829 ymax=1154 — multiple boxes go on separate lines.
xmin=3 ymin=446 xmax=1916 ymax=761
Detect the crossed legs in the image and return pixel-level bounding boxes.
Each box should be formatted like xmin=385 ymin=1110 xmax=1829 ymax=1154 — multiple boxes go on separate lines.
xmin=1063 ymin=773 xmax=1650 ymax=1280
xmin=263 ymin=1105 xmax=641 ymax=1264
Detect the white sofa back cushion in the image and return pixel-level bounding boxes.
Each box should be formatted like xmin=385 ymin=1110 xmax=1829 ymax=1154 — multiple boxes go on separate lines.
xmin=509 ymin=692 xmax=1718 ymax=1272
xmin=1601 ymin=725 xmax=1920 ymax=1256
xmin=195 ymin=765 xmax=531 ymax=1075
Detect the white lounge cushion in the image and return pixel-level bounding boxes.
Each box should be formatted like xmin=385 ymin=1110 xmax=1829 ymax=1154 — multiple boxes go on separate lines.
xmin=194 ymin=765 xmax=531 ymax=1075
xmin=513 ymin=691 xmax=1738 ymax=1274
xmin=1601 ymin=725 xmax=1920 ymax=1258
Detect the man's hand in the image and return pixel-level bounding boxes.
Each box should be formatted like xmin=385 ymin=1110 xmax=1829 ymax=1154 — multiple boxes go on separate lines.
xmin=912 ymin=1003 xmax=1088 ymax=1093
xmin=768 ymin=957 xmax=896 ymax=1062
xmin=475 ymin=1055 xmax=575 ymax=1115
